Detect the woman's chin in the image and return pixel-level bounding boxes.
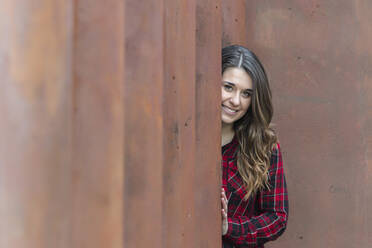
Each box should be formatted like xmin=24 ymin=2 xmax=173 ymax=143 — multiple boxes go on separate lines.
xmin=222 ymin=116 xmax=236 ymax=125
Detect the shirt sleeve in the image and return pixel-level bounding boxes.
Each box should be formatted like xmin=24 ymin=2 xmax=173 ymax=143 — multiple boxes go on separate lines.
xmin=223 ymin=143 xmax=289 ymax=247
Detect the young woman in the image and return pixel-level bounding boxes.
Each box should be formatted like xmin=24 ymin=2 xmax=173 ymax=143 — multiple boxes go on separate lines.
xmin=220 ymin=45 xmax=288 ymax=247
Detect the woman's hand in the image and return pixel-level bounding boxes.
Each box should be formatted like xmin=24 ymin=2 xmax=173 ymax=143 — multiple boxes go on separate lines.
xmin=221 ymin=188 xmax=228 ymax=235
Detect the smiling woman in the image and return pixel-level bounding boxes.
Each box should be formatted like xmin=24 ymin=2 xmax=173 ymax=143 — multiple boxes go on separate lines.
xmin=221 ymin=67 xmax=253 ymax=128
xmin=220 ymin=45 xmax=289 ymax=248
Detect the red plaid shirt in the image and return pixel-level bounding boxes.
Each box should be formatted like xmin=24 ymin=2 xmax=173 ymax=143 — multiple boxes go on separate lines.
xmin=222 ymin=135 xmax=288 ymax=248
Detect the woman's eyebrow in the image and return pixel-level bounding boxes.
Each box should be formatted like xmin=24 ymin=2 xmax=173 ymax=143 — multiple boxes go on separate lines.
xmin=222 ymin=81 xmax=235 ymax=86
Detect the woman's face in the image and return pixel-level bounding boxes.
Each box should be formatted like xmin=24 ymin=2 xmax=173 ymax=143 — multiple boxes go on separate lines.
xmin=221 ymin=67 xmax=253 ymax=125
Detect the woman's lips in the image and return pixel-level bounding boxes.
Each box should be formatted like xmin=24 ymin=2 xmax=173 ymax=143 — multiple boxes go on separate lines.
xmin=222 ymin=105 xmax=239 ymax=116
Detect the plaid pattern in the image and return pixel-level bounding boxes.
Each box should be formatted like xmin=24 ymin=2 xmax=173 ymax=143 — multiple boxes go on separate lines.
xmin=222 ymin=136 xmax=288 ymax=248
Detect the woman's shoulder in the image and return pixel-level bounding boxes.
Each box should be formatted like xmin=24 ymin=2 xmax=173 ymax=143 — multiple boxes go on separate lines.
xmin=269 ymin=140 xmax=284 ymax=171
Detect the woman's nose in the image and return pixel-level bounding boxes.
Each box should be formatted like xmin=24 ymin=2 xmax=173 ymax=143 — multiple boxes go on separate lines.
xmin=229 ymin=93 xmax=240 ymax=106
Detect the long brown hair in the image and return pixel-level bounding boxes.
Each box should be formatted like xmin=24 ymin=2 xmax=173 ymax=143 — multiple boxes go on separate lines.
xmin=222 ymin=45 xmax=278 ymax=200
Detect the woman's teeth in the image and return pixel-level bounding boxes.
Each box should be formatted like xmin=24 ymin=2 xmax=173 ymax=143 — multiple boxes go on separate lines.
xmin=223 ymin=105 xmax=238 ymax=114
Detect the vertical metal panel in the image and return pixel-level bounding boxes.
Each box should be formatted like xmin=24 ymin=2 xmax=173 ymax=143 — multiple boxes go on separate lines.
xmin=0 ymin=1 xmax=74 ymax=247
xmin=0 ymin=1 xmax=125 ymax=247
xmin=245 ymin=1 xmax=372 ymax=247
xmin=72 ymin=1 xmax=124 ymax=247
xmin=123 ymin=1 xmax=164 ymax=247
xmin=1 ymin=1 xmax=224 ymax=247
xmin=222 ymin=0 xmax=247 ymax=46
xmin=124 ymin=1 xmax=223 ymax=247
xmin=162 ymin=0 xmax=196 ymax=247
xmin=195 ymin=0 xmax=222 ymax=247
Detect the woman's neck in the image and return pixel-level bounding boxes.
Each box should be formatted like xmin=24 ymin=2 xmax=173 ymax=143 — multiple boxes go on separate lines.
xmin=221 ymin=123 xmax=234 ymax=146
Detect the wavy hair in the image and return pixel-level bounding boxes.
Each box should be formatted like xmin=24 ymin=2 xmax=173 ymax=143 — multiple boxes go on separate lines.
xmin=222 ymin=45 xmax=278 ymax=200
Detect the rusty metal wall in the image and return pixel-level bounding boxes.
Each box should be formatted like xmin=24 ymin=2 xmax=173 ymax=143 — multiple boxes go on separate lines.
xmin=0 ymin=0 xmax=222 ymax=248
xmin=124 ymin=0 xmax=222 ymax=247
xmin=72 ymin=0 xmax=125 ymax=247
xmin=243 ymin=1 xmax=372 ymax=247
xmin=123 ymin=1 xmax=164 ymax=247
xmin=0 ymin=1 xmax=75 ymax=247
xmin=195 ymin=1 xmax=222 ymax=247
xmin=0 ymin=0 xmax=125 ymax=247
xmin=222 ymin=0 xmax=246 ymax=47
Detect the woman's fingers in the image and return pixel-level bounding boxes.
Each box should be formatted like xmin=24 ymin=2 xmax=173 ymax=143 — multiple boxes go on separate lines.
xmin=221 ymin=189 xmax=228 ymax=206
xmin=221 ymin=188 xmax=228 ymax=222
xmin=221 ymin=189 xmax=228 ymax=216
xmin=222 ymin=198 xmax=227 ymax=213
xmin=221 ymin=188 xmax=227 ymax=200
xmin=221 ymin=189 xmax=229 ymax=235
xmin=221 ymin=208 xmax=227 ymax=219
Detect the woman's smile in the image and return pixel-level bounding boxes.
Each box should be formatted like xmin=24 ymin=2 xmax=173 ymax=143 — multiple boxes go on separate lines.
xmin=222 ymin=105 xmax=239 ymax=115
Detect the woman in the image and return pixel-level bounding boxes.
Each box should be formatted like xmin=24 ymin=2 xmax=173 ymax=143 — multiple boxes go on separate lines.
xmin=220 ymin=45 xmax=288 ymax=247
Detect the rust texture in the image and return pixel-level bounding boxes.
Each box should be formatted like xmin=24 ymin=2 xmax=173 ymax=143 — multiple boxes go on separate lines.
xmin=0 ymin=1 xmax=74 ymax=247
xmin=245 ymin=1 xmax=372 ymax=247
xmin=123 ymin=0 xmax=164 ymax=247
xmin=162 ymin=0 xmax=197 ymax=246
xmin=222 ymin=0 xmax=247 ymax=47
xmin=195 ymin=0 xmax=222 ymax=247
xmin=124 ymin=0 xmax=222 ymax=247
xmin=0 ymin=1 xmax=125 ymax=248
xmin=73 ymin=0 xmax=125 ymax=247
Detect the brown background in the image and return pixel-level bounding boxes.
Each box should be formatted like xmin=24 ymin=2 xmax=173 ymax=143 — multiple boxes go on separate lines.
xmin=1 ymin=0 xmax=371 ymax=247
xmin=243 ymin=1 xmax=372 ymax=247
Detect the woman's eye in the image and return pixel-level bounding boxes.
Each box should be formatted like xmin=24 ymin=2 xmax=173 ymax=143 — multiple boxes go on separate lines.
xmin=223 ymin=85 xmax=233 ymax=91
xmin=242 ymin=91 xmax=252 ymax=98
